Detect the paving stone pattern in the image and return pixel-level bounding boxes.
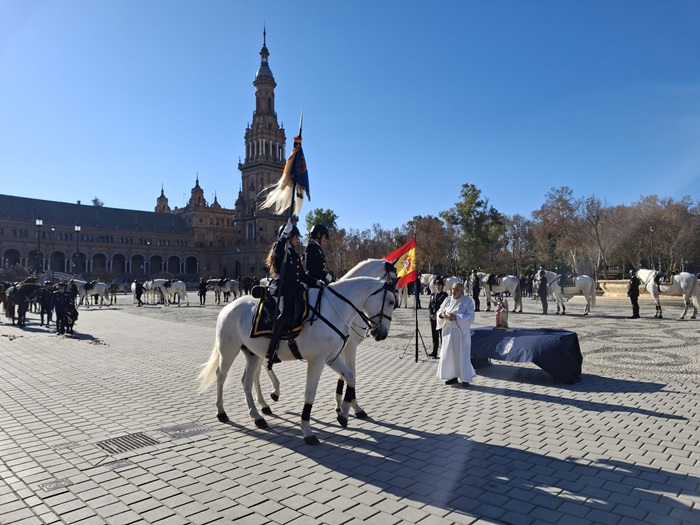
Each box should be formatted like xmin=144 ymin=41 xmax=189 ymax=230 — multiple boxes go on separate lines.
xmin=0 ymin=293 xmax=698 ymax=524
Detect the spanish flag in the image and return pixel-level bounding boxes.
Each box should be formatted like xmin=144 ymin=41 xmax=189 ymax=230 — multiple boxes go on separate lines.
xmin=384 ymin=238 xmax=416 ymax=289
xmin=261 ymin=135 xmax=310 ymax=216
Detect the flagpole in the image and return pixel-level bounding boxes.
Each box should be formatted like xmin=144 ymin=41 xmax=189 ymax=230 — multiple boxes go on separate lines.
xmin=287 ymin=109 xmax=304 ymax=221
xmin=414 ymin=227 xmax=419 ymax=363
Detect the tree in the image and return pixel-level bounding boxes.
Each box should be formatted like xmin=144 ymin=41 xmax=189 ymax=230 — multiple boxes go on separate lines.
xmin=304 ymin=208 xmax=338 ymax=233
xmin=439 ymin=183 xmax=506 ymax=273
xmin=92 ymin=197 xmax=104 ymax=207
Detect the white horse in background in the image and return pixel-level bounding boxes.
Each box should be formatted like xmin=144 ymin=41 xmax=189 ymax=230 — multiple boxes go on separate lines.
xmin=69 ymin=279 xmax=110 ymax=308
xmin=636 ymin=268 xmax=699 ymax=319
xmin=443 ymin=276 xmax=463 ymax=294
xmin=148 ymin=279 xmax=189 ymax=306
xmin=538 ymin=270 xmax=596 ymax=315
xmin=421 ymin=273 xmax=435 ymax=294
xmin=477 ymin=272 xmax=522 ymax=312
xmin=207 ymin=278 xmax=240 ymax=304
xmin=197 ymin=276 xmax=397 ymax=445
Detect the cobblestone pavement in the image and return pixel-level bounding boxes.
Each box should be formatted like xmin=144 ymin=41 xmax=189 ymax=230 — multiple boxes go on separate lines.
xmin=1 ymin=293 xmax=698 ymax=524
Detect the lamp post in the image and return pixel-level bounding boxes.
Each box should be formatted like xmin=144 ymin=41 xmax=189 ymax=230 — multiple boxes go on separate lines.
xmin=35 ymin=218 xmax=43 ymax=273
xmin=75 ymin=224 xmax=81 ymax=274
xmin=146 ymin=240 xmax=150 ymax=274
xmin=649 ymin=226 xmax=655 ymax=270
xmin=50 ymin=225 xmax=55 ymax=278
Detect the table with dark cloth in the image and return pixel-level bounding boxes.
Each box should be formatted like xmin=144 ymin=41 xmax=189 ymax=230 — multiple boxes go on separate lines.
xmin=470 ymin=327 xmax=582 ymax=384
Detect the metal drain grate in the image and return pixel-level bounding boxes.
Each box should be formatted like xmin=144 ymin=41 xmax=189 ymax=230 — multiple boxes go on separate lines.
xmin=160 ymin=422 xmax=211 ymax=438
xmin=96 ymin=433 xmax=160 ymax=454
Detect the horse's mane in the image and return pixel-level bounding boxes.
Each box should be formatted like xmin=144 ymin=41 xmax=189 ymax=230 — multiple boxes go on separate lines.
xmin=19 ymin=276 xmax=38 ymax=284
xmin=342 ymin=259 xmax=396 ymax=280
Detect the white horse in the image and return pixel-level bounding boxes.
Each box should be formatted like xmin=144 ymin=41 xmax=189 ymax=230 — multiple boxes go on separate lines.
xmin=69 ymin=279 xmax=110 ymax=308
xmin=258 ymin=259 xmax=397 ymax=418
xmin=443 ymin=276 xmax=463 ymax=293
xmin=476 ymin=273 xmax=522 ymax=312
xmin=207 ymin=278 xmax=240 ymax=304
xmin=197 ymin=276 xmax=397 ymax=445
xmin=538 ymin=270 xmax=596 ymax=315
xmin=421 ymin=273 xmax=435 ymax=294
xmin=636 ymin=268 xmax=699 ymax=319
xmin=148 ymin=279 xmax=189 ymax=306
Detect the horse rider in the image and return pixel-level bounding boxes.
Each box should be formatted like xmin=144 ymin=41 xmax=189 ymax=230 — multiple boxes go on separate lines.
xmin=265 ymin=220 xmax=321 ymax=370
xmin=305 ymin=223 xmax=333 ymax=285
xmin=470 ymin=269 xmax=481 ymax=312
xmin=627 ymin=268 xmax=641 ymax=319
xmin=428 ymin=277 xmax=448 ymax=358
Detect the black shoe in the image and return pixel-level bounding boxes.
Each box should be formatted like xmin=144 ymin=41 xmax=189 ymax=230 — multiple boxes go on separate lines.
xmin=445 ymin=378 xmax=458 ymax=385
xmin=429 ymin=353 xmax=438 ymax=359
xmin=462 ymin=381 xmax=471 ymax=387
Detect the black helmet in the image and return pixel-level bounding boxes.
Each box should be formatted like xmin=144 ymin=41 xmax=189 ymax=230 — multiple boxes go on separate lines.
xmin=629 ymin=269 xmax=636 ymax=276
xmin=310 ymin=223 xmax=330 ymax=238
xmin=278 ymin=224 xmax=301 ymax=238
xmin=435 ymin=277 xmax=445 ymax=286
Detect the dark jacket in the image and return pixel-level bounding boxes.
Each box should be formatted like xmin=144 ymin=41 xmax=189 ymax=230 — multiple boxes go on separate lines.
xmin=628 ymin=275 xmax=641 ymax=298
xmin=272 ymin=238 xmax=316 ymax=299
xmin=429 ymin=290 xmax=448 ymax=316
xmin=304 ymin=240 xmax=329 ymax=283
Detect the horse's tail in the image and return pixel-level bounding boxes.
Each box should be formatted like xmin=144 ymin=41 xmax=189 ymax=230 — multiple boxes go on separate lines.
xmin=197 ymin=337 xmax=222 ymax=394
xmin=590 ymin=278 xmax=597 ymax=309
xmin=514 ymin=280 xmax=522 ymax=310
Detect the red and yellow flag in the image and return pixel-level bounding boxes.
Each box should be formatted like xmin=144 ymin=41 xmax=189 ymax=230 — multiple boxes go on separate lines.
xmin=384 ymin=238 xmax=416 ymax=289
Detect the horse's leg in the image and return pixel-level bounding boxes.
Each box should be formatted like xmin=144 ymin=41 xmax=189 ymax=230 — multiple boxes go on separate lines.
xmin=240 ymin=351 xmax=267 ymax=428
xmin=213 ymin=342 xmax=240 ymax=423
xmin=264 ymin=367 xmax=280 ymax=402
xmin=326 ymin=355 xmax=356 ymax=429
xmin=337 ymin=341 xmax=366 ymax=418
xmin=300 ymin=359 xmax=327 ymax=445
xmin=680 ymin=294 xmax=689 ymax=320
xmin=183 ymin=290 xmax=189 ymax=306
xmin=252 ymin=362 xmax=272 ymax=416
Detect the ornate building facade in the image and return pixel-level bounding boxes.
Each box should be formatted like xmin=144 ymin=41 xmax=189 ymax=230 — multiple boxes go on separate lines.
xmin=0 ymin=32 xmax=288 ymax=283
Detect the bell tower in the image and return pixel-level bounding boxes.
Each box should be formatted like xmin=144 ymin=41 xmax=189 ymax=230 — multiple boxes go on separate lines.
xmin=235 ymin=29 xmax=287 ymax=277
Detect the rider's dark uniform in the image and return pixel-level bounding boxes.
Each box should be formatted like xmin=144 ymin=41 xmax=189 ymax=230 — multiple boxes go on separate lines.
xmin=53 ymin=285 xmax=71 ymax=334
xmin=305 ymin=240 xmax=330 ymax=285
xmin=266 ymin=225 xmax=317 ymax=368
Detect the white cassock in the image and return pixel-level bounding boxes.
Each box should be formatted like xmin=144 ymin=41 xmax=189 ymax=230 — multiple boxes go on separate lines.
xmin=436 ymin=294 xmax=476 ymax=382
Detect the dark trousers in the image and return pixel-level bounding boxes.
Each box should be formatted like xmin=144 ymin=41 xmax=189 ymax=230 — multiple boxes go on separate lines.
xmin=430 ymin=318 xmax=442 ymax=356
xmin=630 ymin=296 xmax=639 ymax=318
xmin=472 ymin=291 xmax=480 ymax=311
xmin=267 ymin=294 xmax=297 ymax=358
xmin=55 ymin=307 xmax=66 ymax=333
xmin=540 ymin=293 xmax=548 ymax=314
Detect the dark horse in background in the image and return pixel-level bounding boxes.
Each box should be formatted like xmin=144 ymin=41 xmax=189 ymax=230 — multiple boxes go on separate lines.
xmin=4 ymin=278 xmax=41 ymax=327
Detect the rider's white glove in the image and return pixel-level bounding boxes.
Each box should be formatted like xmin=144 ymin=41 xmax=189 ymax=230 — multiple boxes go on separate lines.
xmin=325 ymin=273 xmax=333 ymax=283
xmin=283 ymin=220 xmax=293 ymax=235
xmin=316 ymin=280 xmax=325 ymax=287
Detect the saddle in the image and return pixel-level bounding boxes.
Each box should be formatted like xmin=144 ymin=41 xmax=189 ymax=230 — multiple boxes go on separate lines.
xmin=163 ymin=280 xmax=173 ymax=288
xmin=559 ymin=274 xmax=576 ymax=287
xmin=84 ymin=280 xmax=97 ymax=292
xmin=250 ymin=286 xmax=309 ymax=339
xmin=657 ymin=271 xmax=678 ymax=285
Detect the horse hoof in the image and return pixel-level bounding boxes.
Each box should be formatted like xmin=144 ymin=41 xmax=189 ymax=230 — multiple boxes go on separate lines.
xmin=217 ymin=412 xmax=229 ymax=423
xmin=355 ymin=411 xmax=368 ymax=419
xmin=337 ymin=415 xmax=348 ymax=428
xmin=255 ymin=418 xmax=268 ymax=429
xmin=658 ymin=315 xmax=663 ymax=319
xmin=261 ymin=407 xmax=272 ymax=416
xmin=304 ymin=435 xmax=320 ymax=446
xmin=335 ymin=408 xmax=341 ymax=414
xmin=270 ymin=393 xmax=279 ymax=402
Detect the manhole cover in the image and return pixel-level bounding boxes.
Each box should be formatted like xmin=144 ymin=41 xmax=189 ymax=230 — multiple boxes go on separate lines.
xmin=52 ymin=442 xmax=82 ymax=450
xmin=39 ymin=479 xmax=72 ymax=492
xmin=160 ymin=422 xmax=211 ymax=438
xmin=96 ymin=433 xmax=160 ymax=454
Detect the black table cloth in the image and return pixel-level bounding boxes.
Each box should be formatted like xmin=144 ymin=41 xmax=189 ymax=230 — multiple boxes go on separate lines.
xmin=470 ymin=327 xmax=582 ymax=384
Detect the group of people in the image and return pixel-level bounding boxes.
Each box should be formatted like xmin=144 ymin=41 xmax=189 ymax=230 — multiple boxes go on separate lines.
xmin=264 ymin=221 xmax=333 ymax=369
xmin=32 ymin=281 xmax=79 ymax=334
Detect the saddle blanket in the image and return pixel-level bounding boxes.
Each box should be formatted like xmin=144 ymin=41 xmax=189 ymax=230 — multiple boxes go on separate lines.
xmin=250 ymin=287 xmax=309 ymax=339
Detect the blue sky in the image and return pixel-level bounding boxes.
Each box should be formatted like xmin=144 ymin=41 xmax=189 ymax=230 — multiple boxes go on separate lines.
xmin=1 ymin=1 xmax=699 ymax=232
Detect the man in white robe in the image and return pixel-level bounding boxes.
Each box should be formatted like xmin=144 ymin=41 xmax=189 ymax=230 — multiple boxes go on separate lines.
xmin=436 ymin=282 xmax=476 ymax=385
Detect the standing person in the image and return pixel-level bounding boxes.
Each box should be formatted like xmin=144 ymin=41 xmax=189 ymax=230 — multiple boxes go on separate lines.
xmin=414 ymin=274 xmax=422 ymax=309
xmin=470 ymin=269 xmax=481 ymax=312
xmin=198 ymin=278 xmax=208 ymax=306
xmin=134 ymin=280 xmax=144 ymax=307
xmin=305 ymin=223 xmax=333 ymax=285
xmin=537 ymin=270 xmax=548 ymax=314
xmin=436 ymin=282 xmax=476 ymax=386
xmin=428 ymin=278 xmax=448 ymax=358
xmin=265 ymin=220 xmax=320 ymax=369
xmin=627 ymin=269 xmax=641 ymax=319
xmin=53 ymin=282 xmax=70 ymax=334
